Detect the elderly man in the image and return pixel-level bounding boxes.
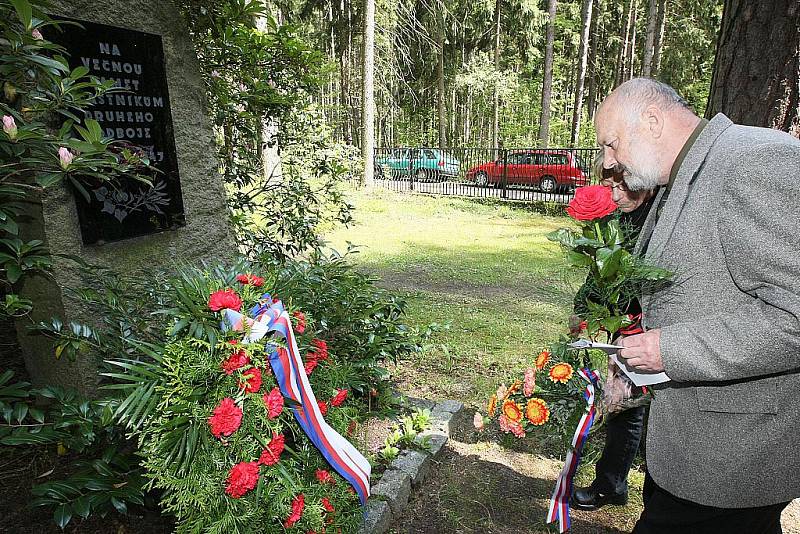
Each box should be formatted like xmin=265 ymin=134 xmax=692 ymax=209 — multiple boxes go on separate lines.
xmin=595 ymin=78 xmax=800 ymax=533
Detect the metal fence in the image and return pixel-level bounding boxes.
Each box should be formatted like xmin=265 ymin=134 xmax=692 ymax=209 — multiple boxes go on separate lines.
xmin=369 ymin=147 xmax=601 ymax=204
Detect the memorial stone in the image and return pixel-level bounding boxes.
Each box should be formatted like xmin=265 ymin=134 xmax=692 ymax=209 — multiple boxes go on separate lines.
xmin=15 ymin=0 xmax=235 ymax=394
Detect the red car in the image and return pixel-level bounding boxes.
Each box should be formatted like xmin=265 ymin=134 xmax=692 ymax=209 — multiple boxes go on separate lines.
xmin=465 ymin=150 xmax=589 ymax=192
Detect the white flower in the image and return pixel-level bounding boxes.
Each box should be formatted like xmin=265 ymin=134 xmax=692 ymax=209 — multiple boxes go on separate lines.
xmin=3 ymin=115 xmax=17 ymax=139
xmin=58 ymin=147 xmax=74 ymax=169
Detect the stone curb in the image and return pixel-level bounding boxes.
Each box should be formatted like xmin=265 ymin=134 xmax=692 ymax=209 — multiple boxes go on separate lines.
xmin=357 ymin=398 xmax=463 ymax=534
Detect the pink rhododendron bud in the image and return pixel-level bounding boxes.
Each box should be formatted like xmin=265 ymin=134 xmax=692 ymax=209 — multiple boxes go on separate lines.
xmin=473 ymin=412 xmax=485 ymax=431
xmin=31 ymin=29 xmax=43 ymax=40
xmin=58 ymin=147 xmax=74 ymax=169
xmin=2 ymin=115 xmax=16 ymax=140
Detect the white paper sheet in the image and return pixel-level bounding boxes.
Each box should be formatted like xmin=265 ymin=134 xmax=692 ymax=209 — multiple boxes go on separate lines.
xmin=568 ymin=339 xmax=671 ymax=387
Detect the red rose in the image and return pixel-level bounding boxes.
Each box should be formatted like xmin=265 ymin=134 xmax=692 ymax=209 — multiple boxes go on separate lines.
xmin=566 ymin=185 xmax=618 ymax=221
xmin=311 ymin=338 xmax=329 ymax=361
xmin=236 ymin=273 xmax=265 ymax=287
xmin=208 ymin=288 xmax=242 ymax=312
xmin=221 ymin=349 xmax=250 ymax=375
xmin=304 ymin=354 xmax=318 ymax=375
xmin=225 ymin=461 xmax=260 ymax=498
xmin=258 ymin=433 xmax=285 ymax=466
xmin=315 ymin=469 xmax=335 ymax=485
xmin=292 ymin=311 xmax=306 ymax=334
xmin=321 ymin=497 xmax=335 ymax=513
xmin=238 ymin=367 xmax=262 ymax=394
xmin=263 ymin=387 xmax=284 ymax=419
xmin=619 ymin=313 xmax=644 ymax=335
xmin=317 ymin=400 xmax=329 ymax=416
xmin=330 ymin=389 xmax=348 ymax=407
xmin=208 ymin=397 xmax=242 ymax=438
xmin=284 ymin=494 xmax=305 ymax=528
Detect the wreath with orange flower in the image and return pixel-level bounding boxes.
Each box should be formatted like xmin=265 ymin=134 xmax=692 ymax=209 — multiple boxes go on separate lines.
xmin=535 ymin=350 xmax=550 ymax=370
xmin=525 ymin=398 xmax=550 ymax=426
xmin=548 ymin=363 xmax=574 ymax=384
xmin=501 ymin=399 xmax=523 ymax=423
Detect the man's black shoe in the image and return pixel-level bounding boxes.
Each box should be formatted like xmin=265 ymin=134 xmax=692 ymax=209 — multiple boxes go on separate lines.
xmin=570 ymin=486 xmax=628 ymax=511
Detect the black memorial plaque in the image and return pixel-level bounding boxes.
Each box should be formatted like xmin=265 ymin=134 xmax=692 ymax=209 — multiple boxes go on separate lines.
xmin=47 ymin=19 xmax=186 ymax=244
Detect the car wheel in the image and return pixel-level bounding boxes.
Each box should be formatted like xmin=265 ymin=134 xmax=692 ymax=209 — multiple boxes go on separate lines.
xmin=415 ymin=168 xmax=428 ymax=181
xmin=475 ymin=171 xmax=489 ymax=187
xmin=539 ymin=176 xmax=557 ymax=193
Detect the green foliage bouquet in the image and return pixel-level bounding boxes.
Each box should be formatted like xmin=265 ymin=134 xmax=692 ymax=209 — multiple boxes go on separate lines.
xmin=108 ymin=269 xmax=367 ymax=533
xmin=547 ymin=185 xmax=671 ymax=336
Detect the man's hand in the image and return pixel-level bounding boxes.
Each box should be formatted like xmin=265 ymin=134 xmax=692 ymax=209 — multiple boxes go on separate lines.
xmin=618 ymin=329 xmax=664 ymax=373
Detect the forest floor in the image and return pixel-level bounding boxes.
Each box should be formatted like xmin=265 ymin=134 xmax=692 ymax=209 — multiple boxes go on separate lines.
xmin=326 ymin=187 xmax=800 ymax=533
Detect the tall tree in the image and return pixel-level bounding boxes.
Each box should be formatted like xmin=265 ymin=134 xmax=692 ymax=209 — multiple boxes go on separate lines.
xmin=437 ymin=7 xmax=447 ymax=149
xmin=492 ymin=0 xmax=501 ymax=148
xmin=651 ymin=0 xmax=667 ymax=76
xmin=706 ymin=0 xmax=799 ymax=137
xmin=362 ymin=0 xmax=375 ymax=184
xmin=571 ymin=0 xmax=594 ymax=144
xmin=586 ymin=0 xmax=600 ymax=120
xmin=642 ymin=0 xmax=658 ymax=76
xmin=614 ymin=0 xmax=633 ymax=87
xmin=538 ymin=0 xmax=557 ymax=146
xmin=626 ymin=0 xmax=638 ymax=80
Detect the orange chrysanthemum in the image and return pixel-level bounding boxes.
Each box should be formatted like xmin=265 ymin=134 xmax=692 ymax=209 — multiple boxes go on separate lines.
xmin=505 ymin=381 xmax=521 ymax=398
xmin=501 ymin=399 xmax=523 ymax=423
xmin=525 ymin=398 xmax=550 ymax=426
xmin=535 ymin=350 xmax=550 ymax=370
xmin=487 ymin=394 xmax=498 ymax=417
xmin=548 ymin=363 xmax=574 ymax=384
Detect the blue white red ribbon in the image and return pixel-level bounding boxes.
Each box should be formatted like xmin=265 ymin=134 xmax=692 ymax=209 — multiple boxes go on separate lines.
xmin=222 ymin=295 xmax=371 ymax=505
xmin=546 ymin=367 xmax=600 ymax=532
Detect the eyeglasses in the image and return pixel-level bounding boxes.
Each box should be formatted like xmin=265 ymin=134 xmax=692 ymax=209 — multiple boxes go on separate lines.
xmin=600 ymin=179 xmax=628 ymax=192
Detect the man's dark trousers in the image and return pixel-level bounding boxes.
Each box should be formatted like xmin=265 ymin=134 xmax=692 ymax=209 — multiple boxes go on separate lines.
xmin=634 ymin=471 xmax=790 ymax=534
xmin=592 ymin=405 xmax=646 ymax=495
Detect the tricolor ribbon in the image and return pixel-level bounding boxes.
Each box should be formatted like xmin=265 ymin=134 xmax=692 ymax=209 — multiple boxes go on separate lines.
xmin=546 ymin=367 xmax=601 ymax=532
xmin=222 ymin=295 xmax=371 ymax=505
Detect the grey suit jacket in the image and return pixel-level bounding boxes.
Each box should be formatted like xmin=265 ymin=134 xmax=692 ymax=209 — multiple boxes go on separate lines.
xmin=636 ymin=113 xmax=800 ymax=508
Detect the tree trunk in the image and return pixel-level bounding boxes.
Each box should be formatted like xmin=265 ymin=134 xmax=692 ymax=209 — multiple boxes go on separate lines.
xmin=571 ymin=0 xmax=594 ymax=145
xmin=362 ymin=0 xmax=375 ymax=185
xmin=642 ymin=0 xmax=658 ymax=76
xmin=437 ymin=31 xmax=447 ymax=149
xmin=586 ymin=0 xmax=600 ymax=120
xmin=615 ymin=0 xmax=632 ymax=87
xmin=652 ymin=0 xmax=667 ymax=76
xmin=627 ymin=0 xmax=637 ymax=79
xmin=706 ymin=0 xmax=799 ymax=138
xmin=492 ymin=0 xmax=501 ymax=149
xmin=538 ymin=0 xmax=557 ymax=147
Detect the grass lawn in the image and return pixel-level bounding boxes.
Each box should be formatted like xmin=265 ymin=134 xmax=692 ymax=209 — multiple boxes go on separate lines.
xmin=325 ymin=188 xmax=583 ymax=409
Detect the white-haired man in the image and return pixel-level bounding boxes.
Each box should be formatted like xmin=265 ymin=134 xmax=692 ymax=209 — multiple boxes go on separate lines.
xmin=595 ymin=78 xmax=800 ymax=533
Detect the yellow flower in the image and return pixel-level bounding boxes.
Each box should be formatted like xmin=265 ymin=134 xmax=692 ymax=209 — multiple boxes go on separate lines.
xmin=487 ymin=394 xmax=498 ymax=417
xmin=548 ymin=363 xmax=574 ymax=384
xmin=525 ymin=398 xmax=550 ymax=426
xmin=535 ymin=350 xmax=550 ymax=370
xmin=502 ymin=399 xmax=523 ymax=423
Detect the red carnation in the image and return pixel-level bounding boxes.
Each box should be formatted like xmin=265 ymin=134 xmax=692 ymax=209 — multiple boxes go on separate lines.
xmin=284 ymin=494 xmax=305 ymax=528
xmin=208 ymin=397 xmax=243 ymax=438
xmin=330 ymin=389 xmax=348 ymax=407
xmin=318 ymin=400 xmax=329 ymax=416
xmin=258 ymin=433 xmax=285 ymax=466
xmin=238 ymin=367 xmax=262 ymax=394
xmin=316 ymin=469 xmax=335 ymax=485
xmin=304 ymin=354 xmax=318 ymax=375
xmin=221 ymin=349 xmax=250 ymax=375
xmin=322 ymin=497 xmax=335 ymax=513
xmin=263 ymin=387 xmax=284 ymax=419
xmin=566 ymin=185 xmax=618 ymax=221
xmin=292 ymin=311 xmax=306 ymax=334
xmin=236 ymin=273 xmax=265 ymax=287
xmin=311 ymin=339 xmax=329 ymax=361
xmin=208 ymin=288 xmax=242 ymax=312
xmin=225 ymin=461 xmax=260 ymax=498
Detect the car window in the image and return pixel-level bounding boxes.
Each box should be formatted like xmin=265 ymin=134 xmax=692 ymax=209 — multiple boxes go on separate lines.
xmin=410 ymin=149 xmax=420 ymax=159
xmin=549 ymin=154 xmax=568 ymax=165
xmin=424 ymin=149 xmax=436 ymax=160
xmin=531 ymin=153 xmax=546 ymax=165
xmin=506 ymin=153 xmax=523 ymax=164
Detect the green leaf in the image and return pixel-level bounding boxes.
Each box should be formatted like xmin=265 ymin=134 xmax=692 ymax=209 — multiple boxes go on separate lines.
xmin=110 ymin=497 xmax=127 ymax=515
xmin=53 ymin=504 xmax=72 ymax=529
xmin=10 ymin=0 xmax=32 ymax=29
